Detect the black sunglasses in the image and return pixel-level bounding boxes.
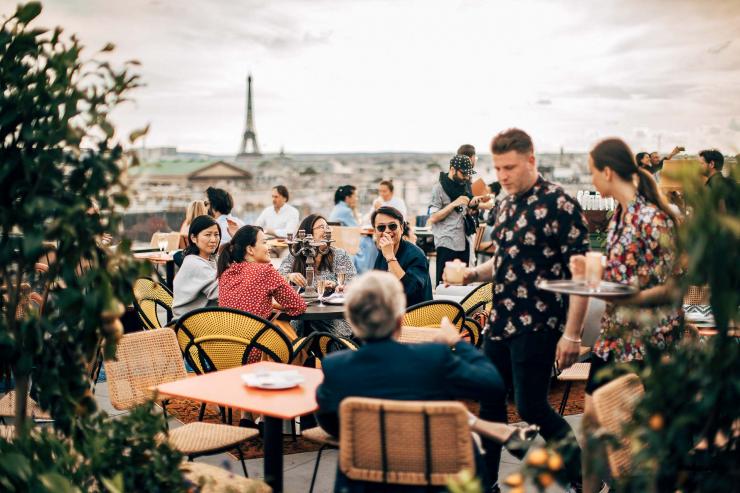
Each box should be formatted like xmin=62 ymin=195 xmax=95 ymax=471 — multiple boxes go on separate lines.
xmin=376 ymin=223 xmax=399 ymax=233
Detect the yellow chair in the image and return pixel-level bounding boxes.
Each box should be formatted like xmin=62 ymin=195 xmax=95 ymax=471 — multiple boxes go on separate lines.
xmin=104 ymin=328 xmax=258 ymax=477
xmin=459 ymin=283 xmax=493 ymax=316
xmin=402 ymin=300 xmax=465 ymax=330
xmin=339 ymin=397 xmax=475 ymax=487
xmin=132 ymin=277 xmax=173 ymax=329
xmin=292 ymin=331 xmax=358 ymax=369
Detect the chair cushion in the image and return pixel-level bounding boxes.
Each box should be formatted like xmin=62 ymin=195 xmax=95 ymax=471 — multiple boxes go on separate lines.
xmin=169 ymin=421 xmax=258 ymax=455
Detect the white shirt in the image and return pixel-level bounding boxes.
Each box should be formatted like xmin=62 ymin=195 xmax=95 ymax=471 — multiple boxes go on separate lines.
xmin=376 ymin=196 xmax=408 ymax=220
xmin=216 ymin=214 xmax=244 ymax=245
xmin=254 ymin=203 xmax=300 ymax=238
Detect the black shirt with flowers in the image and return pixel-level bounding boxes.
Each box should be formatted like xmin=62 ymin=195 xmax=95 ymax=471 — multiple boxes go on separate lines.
xmin=488 ymin=176 xmax=589 ymax=340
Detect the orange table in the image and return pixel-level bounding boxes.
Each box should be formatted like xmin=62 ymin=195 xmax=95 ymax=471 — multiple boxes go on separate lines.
xmin=157 ymin=361 xmax=324 ymax=492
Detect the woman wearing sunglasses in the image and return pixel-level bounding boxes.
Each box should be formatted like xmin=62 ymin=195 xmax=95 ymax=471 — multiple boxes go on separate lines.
xmin=371 ymin=206 xmax=433 ymax=307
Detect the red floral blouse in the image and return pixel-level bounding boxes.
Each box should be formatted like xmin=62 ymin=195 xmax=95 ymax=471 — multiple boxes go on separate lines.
xmin=592 ymin=195 xmax=683 ymax=362
xmin=218 ymin=262 xmax=307 ymax=320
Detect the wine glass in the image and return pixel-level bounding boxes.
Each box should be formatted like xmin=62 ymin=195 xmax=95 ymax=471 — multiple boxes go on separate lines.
xmin=316 ymin=279 xmax=327 ymax=306
xmin=157 ymin=234 xmax=168 ymax=256
xmin=336 ymin=272 xmax=346 ymax=292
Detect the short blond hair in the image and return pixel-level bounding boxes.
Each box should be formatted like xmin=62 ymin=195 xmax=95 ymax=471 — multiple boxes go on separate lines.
xmin=185 ymin=200 xmax=208 ymax=224
xmin=344 ymin=271 xmax=406 ymax=340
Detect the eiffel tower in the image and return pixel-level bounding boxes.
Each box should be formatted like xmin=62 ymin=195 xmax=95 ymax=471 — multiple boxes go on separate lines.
xmin=237 ymin=74 xmax=261 ymax=157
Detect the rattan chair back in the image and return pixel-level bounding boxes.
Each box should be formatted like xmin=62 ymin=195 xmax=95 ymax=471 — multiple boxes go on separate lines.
xmin=459 ymin=283 xmax=493 ymax=315
xmin=292 ymin=331 xmax=358 ymax=368
xmin=174 ymin=307 xmax=293 ymax=374
xmin=402 ymin=300 xmax=465 ymax=330
xmin=339 ymin=397 xmax=474 ymax=486
xmin=105 ymin=328 xmax=187 ymax=410
xmin=133 ymin=277 xmax=173 ymax=329
xmin=461 ymin=318 xmax=482 ymax=347
xmin=592 ymin=373 xmax=645 ymax=478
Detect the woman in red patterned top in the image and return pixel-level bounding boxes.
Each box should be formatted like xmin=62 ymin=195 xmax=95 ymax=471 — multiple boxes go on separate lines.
xmin=217 ymin=225 xmax=307 ymax=320
xmin=572 ymin=138 xmax=682 ymax=493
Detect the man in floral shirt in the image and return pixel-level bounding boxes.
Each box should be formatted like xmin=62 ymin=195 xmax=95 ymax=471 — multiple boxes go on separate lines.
xmin=459 ymin=129 xmax=590 ymax=491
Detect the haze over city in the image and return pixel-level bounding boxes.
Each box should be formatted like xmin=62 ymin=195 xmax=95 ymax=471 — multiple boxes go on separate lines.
xmin=5 ymin=0 xmax=740 ymax=155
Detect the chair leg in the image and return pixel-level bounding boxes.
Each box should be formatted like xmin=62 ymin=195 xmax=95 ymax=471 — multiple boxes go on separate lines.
xmin=559 ymin=382 xmax=572 ymax=415
xmin=219 ymin=406 xmax=226 ymax=423
xmin=198 ymin=402 xmax=206 ymax=422
xmin=236 ymin=447 xmax=249 ymax=477
xmin=309 ymin=445 xmax=326 ymax=493
xmin=228 ymin=407 xmax=233 ymax=425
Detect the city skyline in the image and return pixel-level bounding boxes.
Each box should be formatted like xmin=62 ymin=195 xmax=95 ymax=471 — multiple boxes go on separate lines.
xmin=6 ymin=0 xmax=740 ymax=155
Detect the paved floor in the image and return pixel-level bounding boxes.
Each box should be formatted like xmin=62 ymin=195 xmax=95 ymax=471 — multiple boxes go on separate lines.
xmin=94 ymin=379 xmax=582 ymax=492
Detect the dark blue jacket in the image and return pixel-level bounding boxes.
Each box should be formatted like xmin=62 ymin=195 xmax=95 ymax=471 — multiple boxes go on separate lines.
xmin=373 ymin=240 xmax=433 ymax=307
xmin=315 ymin=338 xmax=503 ymax=492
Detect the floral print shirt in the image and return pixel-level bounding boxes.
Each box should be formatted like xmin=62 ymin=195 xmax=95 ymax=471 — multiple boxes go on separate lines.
xmin=593 ymin=194 xmax=682 ymax=362
xmin=488 ymin=176 xmax=589 ymax=340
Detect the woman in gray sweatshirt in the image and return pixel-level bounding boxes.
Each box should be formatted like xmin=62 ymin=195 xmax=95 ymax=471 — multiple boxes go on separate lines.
xmin=172 ymin=215 xmax=221 ymax=322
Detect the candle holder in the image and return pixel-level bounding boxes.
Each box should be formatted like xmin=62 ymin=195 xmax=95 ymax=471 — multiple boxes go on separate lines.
xmin=285 ymin=228 xmax=334 ymax=302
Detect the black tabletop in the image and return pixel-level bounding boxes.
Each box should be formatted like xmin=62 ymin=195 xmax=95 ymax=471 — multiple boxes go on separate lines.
xmin=280 ymin=303 xmax=346 ymax=321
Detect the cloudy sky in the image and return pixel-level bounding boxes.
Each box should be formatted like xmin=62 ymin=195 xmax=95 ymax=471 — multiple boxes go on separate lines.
xmin=3 ymin=0 xmax=740 ymax=154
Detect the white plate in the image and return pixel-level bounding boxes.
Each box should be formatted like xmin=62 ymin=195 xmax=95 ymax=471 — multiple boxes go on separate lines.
xmin=241 ymin=371 xmax=304 ymax=390
xmin=322 ymin=295 xmax=345 ymax=305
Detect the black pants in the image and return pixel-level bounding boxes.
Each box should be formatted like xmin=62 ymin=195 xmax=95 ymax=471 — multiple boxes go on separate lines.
xmin=479 ymin=330 xmax=582 ymax=484
xmin=435 ymin=243 xmax=470 ymax=287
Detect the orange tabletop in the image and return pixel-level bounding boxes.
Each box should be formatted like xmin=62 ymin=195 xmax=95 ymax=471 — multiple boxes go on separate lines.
xmin=156 ymin=361 xmax=324 ymax=419
xmin=133 ymin=251 xmax=174 ymax=265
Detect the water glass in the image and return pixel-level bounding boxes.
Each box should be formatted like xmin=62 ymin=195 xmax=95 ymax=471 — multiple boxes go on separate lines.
xmin=316 ymin=279 xmax=327 ymax=306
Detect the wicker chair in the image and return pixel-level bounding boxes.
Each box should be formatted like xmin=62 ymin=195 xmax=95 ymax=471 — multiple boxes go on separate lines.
xmin=0 ymin=390 xmax=51 ymax=423
xmin=461 ymin=317 xmax=482 ymax=348
xmin=104 ymin=328 xmax=258 ymax=477
xmin=174 ymin=307 xmax=294 ymax=422
xmin=302 ymin=426 xmax=340 ymax=493
xmin=459 ymin=283 xmax=493 ymax=316
xmin=403 ymin=300 xmax=465 ymax=330
xmin=292 ymin=331 xmax=358 ymax=369
xmin=592 ymin=373 xmax=645 ymax=479
xmin=339 ymin=397 xmax=475 ymax=487
xmin=180 ymin=462 xmax=271 ymax=492
xmin=132 ymin=277 xmax=173 ymax=329
xmin=556 ymin=362 xmax=591 ymax=415
xmin=683 ymin=285 xmax=710 ymax=306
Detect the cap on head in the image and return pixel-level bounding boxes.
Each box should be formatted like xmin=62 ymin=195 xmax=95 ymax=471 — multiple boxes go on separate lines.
xmin=450 ymin=154 xmax=476 ymax=176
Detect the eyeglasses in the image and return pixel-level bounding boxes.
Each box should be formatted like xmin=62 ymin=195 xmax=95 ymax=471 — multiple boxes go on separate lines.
xmin=375 ymin=223 xmax=399 ymax=233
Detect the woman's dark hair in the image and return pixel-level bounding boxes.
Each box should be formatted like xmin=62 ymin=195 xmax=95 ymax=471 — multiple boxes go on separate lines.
xmin=635 ymin=152 xmax=649 ymax=167
xmin=183 ymin=215 xmax=221 ymax=258
xmin=590 ymin=139 xmax=678 ymax=226
xmin=371 ymin=206 xmax=410 ymax=237
xmin=291 ymin=214 xmax=334 ymax=275
xmin=334 ymin=185 xmax=356 ymax=204
xmin=274 ymin=185 xmax=290 ymax=201
xmin=206 ymin=187 xmax=234 ymax=215
xmin=217 ymin=225 xmax=262 ymax=277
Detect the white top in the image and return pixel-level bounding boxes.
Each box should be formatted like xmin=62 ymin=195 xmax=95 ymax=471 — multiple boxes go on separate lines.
xmin=375 ymin=196 xmax=408 ymax=219
xmin=216 ymin=214 xmax=244 ymax=245
xmin=254 ymin=204 xmax=300 ymax=238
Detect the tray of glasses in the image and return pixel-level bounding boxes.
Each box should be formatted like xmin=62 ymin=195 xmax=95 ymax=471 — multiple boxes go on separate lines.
xmin=536 ymin=279 xmax=637 ymax=298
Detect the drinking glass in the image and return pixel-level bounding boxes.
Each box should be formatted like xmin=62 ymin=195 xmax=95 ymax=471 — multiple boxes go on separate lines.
xmin=316 ymin=279 xmax=327 ymax=306
xmin=157 ymin=234 xmax=168 ymax=255
xmin=336 ymin=272 xmax=346 ymax=291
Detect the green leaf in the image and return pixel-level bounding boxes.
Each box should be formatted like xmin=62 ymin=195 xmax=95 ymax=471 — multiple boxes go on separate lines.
xmin=38 ymin=473 xmax=80 ymax=493
xmin=0 ymin=453 xmax=32 ymax=480
xmin=128 ymin=123 xmax=150 ymax=144
xmin=15 ymin=2 xmax=42 ymax=24
xmin=101 ymin=473 xmax=124 ymax=493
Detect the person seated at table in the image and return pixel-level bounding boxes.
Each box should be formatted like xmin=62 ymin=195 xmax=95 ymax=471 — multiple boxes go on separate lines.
xmin=254 ymin=185 xmax=300 ymax=238
xmin=315 ymin=271 xmax=538 ymax=492
xmin=171 ymin=215 xmax=221 ymax=323
xmin=218 ymin=224 xmax=307 ymax=329
xmin=329 ymin=184 xmax=378 ymax=274
xmin=277 ymin=214 xmax=356 ymax=338
xmin=206 ymin=186 xmax=244 ymax=245
xmin=371 ymin=206 xmax=432 ymax=307
xmin=178 ymin=200 xmax=209 ymax=249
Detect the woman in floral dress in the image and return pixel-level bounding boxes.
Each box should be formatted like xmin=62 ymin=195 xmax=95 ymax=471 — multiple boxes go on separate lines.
xmin=572 ymin=138 xmax=683 ymax=493
xmin=278 ymin=214 xmax=356 ymax=338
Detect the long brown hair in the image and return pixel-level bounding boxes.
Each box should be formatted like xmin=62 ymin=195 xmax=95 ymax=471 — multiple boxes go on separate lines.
xmin=291 ymin=214 xmax=334 ymax=275
xmin=590 ymin=138 xmax=678 ymax=226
